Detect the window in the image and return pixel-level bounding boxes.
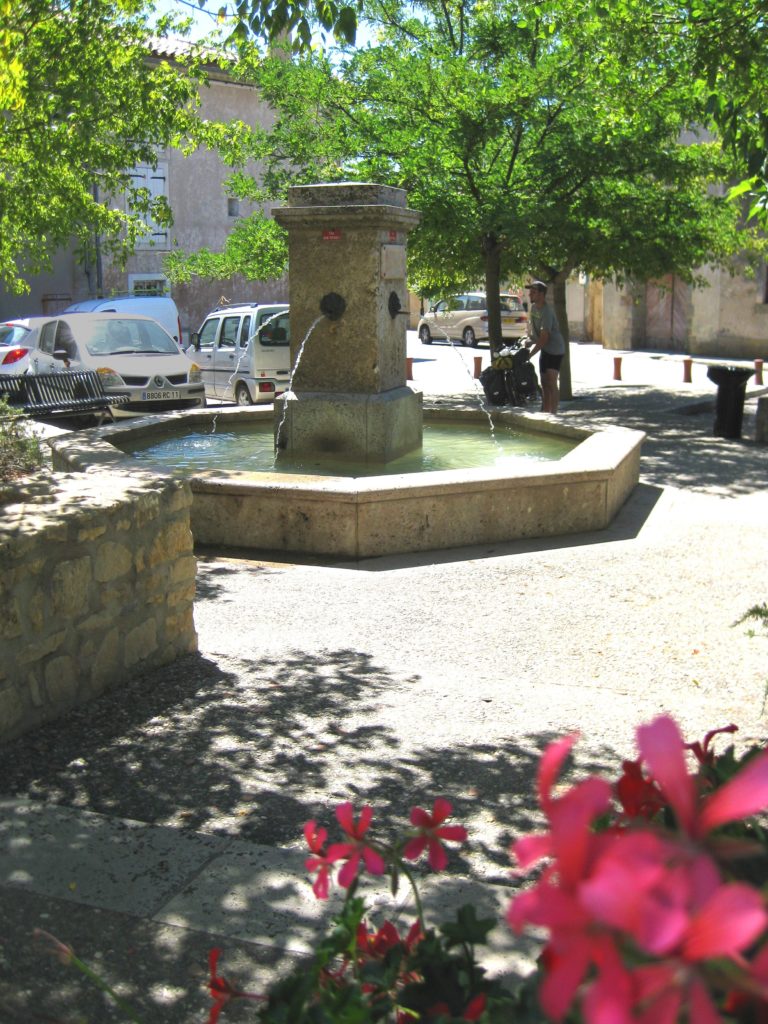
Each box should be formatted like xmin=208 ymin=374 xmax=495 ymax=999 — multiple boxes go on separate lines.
xmin=197 ymin=318 xmax=219 ymax=350
xmin=129 ymin=163 xmax=169 ymax=249
xmin=39 ymin=322 xmax=58 ymax=355
xmin=129 ymin=275 xmax=169 ymax=297
xmin=219 ymin=317 xmax=241 ymax=348
xmin=228 ymin=198 xmax=240 ymax=218
xmin=238 ymin=316 xmax=252 ymax=346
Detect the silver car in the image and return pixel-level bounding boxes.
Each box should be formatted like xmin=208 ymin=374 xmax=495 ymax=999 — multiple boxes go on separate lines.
xmin=417 ymin=293 xmax=529 ymax=347
xmin=25 ymin=313 xmax=205 ymax=417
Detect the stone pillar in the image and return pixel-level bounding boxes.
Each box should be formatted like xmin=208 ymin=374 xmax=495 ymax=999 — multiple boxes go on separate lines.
xmin=273 ymin=182 xmax=422 ymax=464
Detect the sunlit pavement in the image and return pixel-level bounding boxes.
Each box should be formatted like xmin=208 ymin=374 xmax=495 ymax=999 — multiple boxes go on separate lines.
xmin=1 ymin=335 xmax=767 ymax=1022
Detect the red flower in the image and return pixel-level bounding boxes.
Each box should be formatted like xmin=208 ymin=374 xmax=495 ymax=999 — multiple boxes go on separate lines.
xmin=207 ymin=948 xmax=262 ymax=1024
xmin=356 ymin=919 xmax=402 ymax=959
xmin=615 ymin=759 xmax=665 ymax=820
xmin=304 ymin=819 xmax=341 ymax=899
xmin=427 ymin=992 xmax=487 ymax=1020
xmin=403 ymin=798 xmax=468 ymax=871
xmin=331 ymin=802 xmax=386 ymax=887
xmin=685 ymin=723 xmax=738 ymax=766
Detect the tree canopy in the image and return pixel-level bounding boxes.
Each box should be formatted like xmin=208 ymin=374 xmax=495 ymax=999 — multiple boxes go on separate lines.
xmin=169 ymin=0 xmax=757 ymax=362
xmin=0 ymin=0 xmax=211 ymax=293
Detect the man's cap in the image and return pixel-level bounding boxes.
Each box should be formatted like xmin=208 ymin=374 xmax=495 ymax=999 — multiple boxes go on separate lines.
xmin=527 ymin=280 xmax=547 ymax=290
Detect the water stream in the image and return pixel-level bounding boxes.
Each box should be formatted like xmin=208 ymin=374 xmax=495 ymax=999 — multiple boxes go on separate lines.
xmin=273 ymin=313 xmax=326 ymax=461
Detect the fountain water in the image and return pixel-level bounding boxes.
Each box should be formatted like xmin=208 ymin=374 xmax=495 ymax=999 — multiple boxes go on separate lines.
xmin=50 ymin=182 xmax=644 ymax=559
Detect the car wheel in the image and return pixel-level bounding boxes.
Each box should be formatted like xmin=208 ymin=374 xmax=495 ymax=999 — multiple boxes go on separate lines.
xmin=419 ymin=324 xmax=432 ymax=345
xmin=462 ymin=327 xmax=477 ymax=347
xmin=235 ymin=382 xmax=253 ymax=405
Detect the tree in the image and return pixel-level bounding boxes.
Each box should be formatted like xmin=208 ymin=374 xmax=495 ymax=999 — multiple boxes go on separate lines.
xmin=0 ymin=0 xmax=208 ymax=293
xmin=171 ymin=0 xmax=755 ymax=399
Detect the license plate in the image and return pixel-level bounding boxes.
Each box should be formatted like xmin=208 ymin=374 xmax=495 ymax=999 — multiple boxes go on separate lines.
xmin=141 ymin=389 xmax=181 ymax=400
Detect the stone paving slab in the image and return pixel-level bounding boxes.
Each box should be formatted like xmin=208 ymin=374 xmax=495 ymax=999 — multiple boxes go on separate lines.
xmin=0 ymin=798 xmax=230 ymax=917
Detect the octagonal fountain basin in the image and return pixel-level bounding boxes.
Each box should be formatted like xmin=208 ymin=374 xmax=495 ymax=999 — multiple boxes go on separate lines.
xmin=50 ymin=403 xmax=645 ymax=559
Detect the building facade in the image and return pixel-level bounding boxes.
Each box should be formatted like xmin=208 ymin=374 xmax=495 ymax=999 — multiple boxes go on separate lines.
xmin=0 ymin=40 xmax=287 ymax=345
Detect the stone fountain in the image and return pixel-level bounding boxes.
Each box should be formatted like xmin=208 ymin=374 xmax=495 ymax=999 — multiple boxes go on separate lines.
xmin=50 ymin=183 xmax=645 ymax=560
xmin=273 ymin=183 xmax=422 ymax=464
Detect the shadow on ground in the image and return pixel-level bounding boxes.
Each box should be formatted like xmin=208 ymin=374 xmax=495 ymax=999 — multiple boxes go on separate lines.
xmin=566 ymin=384 xmax=768 ymax=496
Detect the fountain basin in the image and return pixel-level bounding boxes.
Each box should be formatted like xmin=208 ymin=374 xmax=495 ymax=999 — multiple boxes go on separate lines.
xmin=50 ymin=403 xmax=644 ymax=559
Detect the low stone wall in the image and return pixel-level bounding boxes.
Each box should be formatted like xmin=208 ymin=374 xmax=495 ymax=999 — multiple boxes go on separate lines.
xmin=0 ymin=469 xmax=198 ymax=744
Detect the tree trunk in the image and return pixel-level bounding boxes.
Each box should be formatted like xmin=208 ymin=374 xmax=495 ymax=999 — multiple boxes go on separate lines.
xmin=482 ymin=233 xmax=503 ymax=352
xmin=552 ymin=270 xmax=572 ymax=401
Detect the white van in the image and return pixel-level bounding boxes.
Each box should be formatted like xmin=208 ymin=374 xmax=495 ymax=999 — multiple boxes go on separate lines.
xmin=190 ymin=303 xmax=291 ymax=404
xmin=64 ymin=296 xmax=183 ymax=347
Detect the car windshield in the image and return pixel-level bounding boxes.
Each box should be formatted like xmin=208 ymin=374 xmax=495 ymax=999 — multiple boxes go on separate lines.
xmin=0 ymin=324 xmax=30 ymax=346
xmin=80 ymin=318 xmax=179 ymax=356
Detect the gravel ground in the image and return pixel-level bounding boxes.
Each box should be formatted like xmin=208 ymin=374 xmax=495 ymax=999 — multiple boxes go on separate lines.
xmin=2 ymin=357 xmax=767 ymax=883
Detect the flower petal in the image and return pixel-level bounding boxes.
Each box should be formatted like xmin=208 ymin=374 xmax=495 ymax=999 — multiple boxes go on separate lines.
xmin=403 ymin=835 xmax=428 ymax=862
xmin=361 ymin=845 xmax=386 ymax=876
xmin=636 ymin=715 xmax=696 ymax=833
xmin=435 ymin=824 xmax=468 ymax=843
xmin=539 ymin=733 xmax=579 ymax=812
xmin=431 ymin=797 xmax=453 ymax=825
xmin=512 ymin=832 xmax=552 ymax=870
xmin=427 ymin=837 xmax=448 ymax=872
xmin=335 ymin=801 xmax=355 ymax=834
xmin=698 ymin=751 xmax=768 ymax=835
xmin=684 ymin=883 xmax=768 ymax=962
xmin=337 ymin=852 xmax=361 ymax=888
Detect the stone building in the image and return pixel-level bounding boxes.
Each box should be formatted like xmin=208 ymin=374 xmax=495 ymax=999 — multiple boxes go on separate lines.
xmin=0 ymin=39 xmax=287 ymax=345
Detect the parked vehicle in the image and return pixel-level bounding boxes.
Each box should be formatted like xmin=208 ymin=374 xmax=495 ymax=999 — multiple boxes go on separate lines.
xmin=417 ymin=293 xmax=528 ymax=347
xmin=64 ymin=295 xmax=184 ymax=347
xmin=25 ymin=313 xmax=205 ymax=417
xmin=0 ymin=320 xmax=36 ymax=374
xmin=190 ymin=303 xmax=291 ymax=404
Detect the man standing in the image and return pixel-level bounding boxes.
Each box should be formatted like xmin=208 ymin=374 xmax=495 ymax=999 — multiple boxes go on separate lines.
xmin=526 ymin=280 xmax=565 ymax=414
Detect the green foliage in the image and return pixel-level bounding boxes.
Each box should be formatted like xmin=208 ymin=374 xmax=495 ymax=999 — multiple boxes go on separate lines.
xmin=0 ymin=398 xmax=44 ymax=483
xmin=229 ymin=0 xmax=362 ymax=50
xmin=188 ymin=0 xmax=757 ymax=350
xmin=165 ymin=211 xmax=288 ymax=282
xmin=0 ymin=0 xmax=207 ymax=293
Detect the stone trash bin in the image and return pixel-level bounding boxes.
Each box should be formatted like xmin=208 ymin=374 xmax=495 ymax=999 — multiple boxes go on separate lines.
xmin=706 ymin=365 xmax=754 ymax=440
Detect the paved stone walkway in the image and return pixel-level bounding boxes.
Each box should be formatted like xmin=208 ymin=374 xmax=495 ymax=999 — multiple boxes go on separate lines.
xmin=1 ymin=342 xmax=767 ymax=1022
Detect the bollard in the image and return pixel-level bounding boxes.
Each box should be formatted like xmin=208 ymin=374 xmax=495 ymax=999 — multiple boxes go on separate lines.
xmin=406 ymin=356 xmax=413 ymax=380
xmin=683 ymin=357 xmax=693 ymax=384
xmin=755 ymin=358 xmax=764 ymax=386
xmin=473 ymin=356 xmax=483 ymax=379
xmin=613 ymin=356 xmax=622 ymax=381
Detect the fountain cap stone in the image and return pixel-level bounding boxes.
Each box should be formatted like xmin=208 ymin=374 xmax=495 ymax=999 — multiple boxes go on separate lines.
xmin=286 ymin=182 xmax=407 ymax=208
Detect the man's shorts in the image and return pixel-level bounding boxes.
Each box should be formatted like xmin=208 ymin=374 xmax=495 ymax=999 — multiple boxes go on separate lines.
xmin=540 ymin=351 xmax=564 ymax=374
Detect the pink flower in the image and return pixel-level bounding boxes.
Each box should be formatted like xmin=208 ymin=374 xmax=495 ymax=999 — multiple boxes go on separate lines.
xmin=403 ymin=798 xmax=468 ymax=870
xmin=628 ymin=883 xmax=768 ymax=1024
xmin=331 ymin=802 xmax=386 ymax=887
xmin=637 ymin=714 xmax=768 ymax=838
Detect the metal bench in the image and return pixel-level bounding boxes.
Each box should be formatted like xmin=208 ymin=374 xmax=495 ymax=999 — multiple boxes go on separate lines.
xmin=0 ymin=371 xmax=130 ymax=419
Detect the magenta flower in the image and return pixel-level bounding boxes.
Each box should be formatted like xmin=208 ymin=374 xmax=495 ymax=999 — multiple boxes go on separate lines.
xmin=403 ymin=798 xmax=468 ymax=871
xmin=331 ymin=802 xmax=386 ymax=888
xmin=625 ymin=884 xmax=768 ymax=1023
xmin=637 ymin=714 xmax=768 ymax=837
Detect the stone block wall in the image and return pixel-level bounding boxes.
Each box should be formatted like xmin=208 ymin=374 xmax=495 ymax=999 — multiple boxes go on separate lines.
xmin=0 ymin=470 xmax=198 ymax=744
